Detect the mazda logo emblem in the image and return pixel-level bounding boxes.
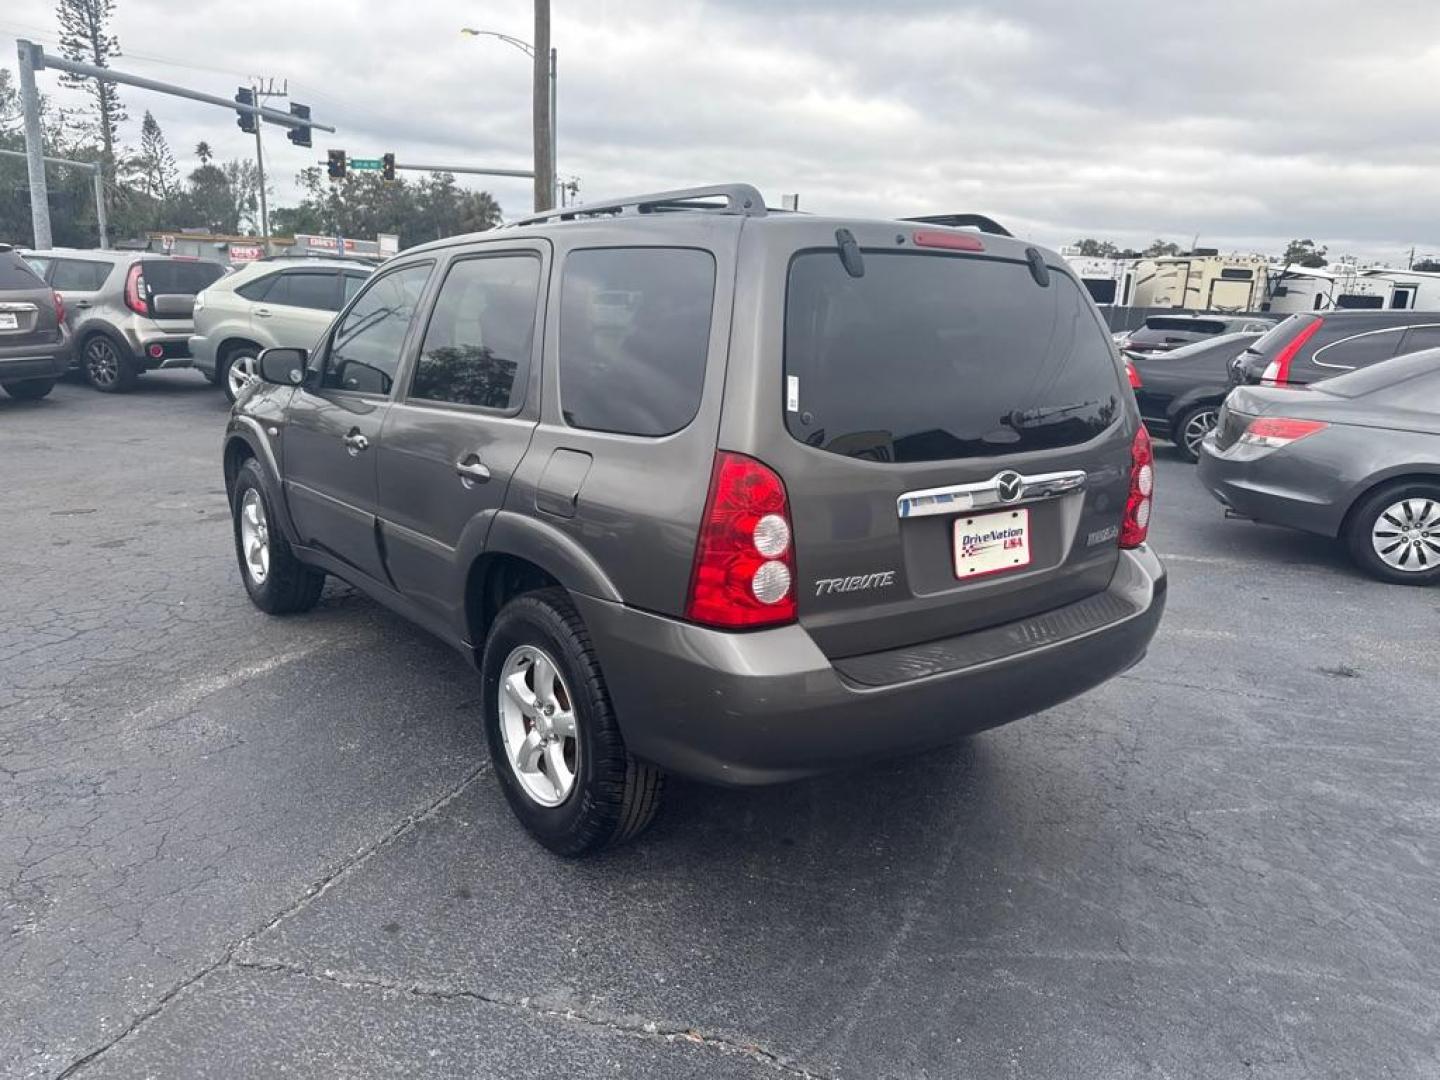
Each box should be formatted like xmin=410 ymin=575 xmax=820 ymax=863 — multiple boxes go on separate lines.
xmin=994 ymin=471 xmax=1024 ymax=503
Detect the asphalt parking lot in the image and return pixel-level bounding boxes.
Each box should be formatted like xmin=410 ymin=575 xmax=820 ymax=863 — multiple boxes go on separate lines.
xmin=3 ymin=372 xmax=1438 ymax=1080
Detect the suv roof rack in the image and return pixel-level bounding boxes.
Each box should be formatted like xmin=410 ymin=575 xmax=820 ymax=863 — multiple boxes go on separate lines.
xmin=903 ymin=213 xmax=1013 ymax=238
xmin=502 ymin=183 xmax=767 ymax=229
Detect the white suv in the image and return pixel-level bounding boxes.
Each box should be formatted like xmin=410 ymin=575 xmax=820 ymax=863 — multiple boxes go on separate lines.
xmin=191 ymin=259 xmax=373 ymax=401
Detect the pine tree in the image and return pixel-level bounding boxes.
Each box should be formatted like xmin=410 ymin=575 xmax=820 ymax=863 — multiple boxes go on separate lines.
xmin=128 ymin=110 xmax=177 ymax=198
xmin=55 ymin=0 xmax=127 ymax=172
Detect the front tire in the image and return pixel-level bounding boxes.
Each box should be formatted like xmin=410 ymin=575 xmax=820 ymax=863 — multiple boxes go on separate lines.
xmin=82 ymin=334 xmax=137 ymax=393
xmin=231 ymin=458 xmax=326 ymax=613
xmin=219 ymin=344 xmax=261 ymax=403
xmin=481 ymin=587 xmax=664 ymax=856
xmin=1174 ymin=403 xmax=1220 ymax=463
xmin=1345 ymin=481 xmax=1440 ymax=586
xmin=2 ymin=378 xmax=56 ymax=400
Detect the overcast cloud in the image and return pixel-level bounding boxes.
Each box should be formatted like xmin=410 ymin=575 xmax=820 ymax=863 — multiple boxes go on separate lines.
xmin=4 ymin=0 xmax=1439 ymax=261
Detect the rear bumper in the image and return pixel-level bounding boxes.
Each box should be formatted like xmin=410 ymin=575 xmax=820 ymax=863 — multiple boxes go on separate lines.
xmin=576 ymin=546 xmax=1166 ymax=786
xmin=1196 ymin=439 xmax=1342 ymax=536
xmin=119 ymin=326 xmax=193 ymax=369
xmin=0 ymin=335 xmax=70 ymax=381
xmin=189 ymin=333 xmax=218 ymax=376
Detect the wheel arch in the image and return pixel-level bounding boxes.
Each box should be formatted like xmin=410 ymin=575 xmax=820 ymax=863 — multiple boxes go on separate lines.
xmin=223 ymin=419 xmax=299 ymax=542
xmin=1338 ymin=469 xmax=1440 ymax=540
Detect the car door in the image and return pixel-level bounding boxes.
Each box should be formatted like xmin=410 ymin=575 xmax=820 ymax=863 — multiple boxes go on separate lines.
xmin=49 ymin=258 xmax=114 ymax=330
xmin=257 ymin=268 xmax=342 ymax=351
xmin=376 ymin=245 xmax=547 ymax=632
xmin=282 ymin=261 xmax=434 ymax=584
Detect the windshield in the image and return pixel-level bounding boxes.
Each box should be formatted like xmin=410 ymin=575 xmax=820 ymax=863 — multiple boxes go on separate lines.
xmin=783 ymin=251 xmax=1123 ymax=462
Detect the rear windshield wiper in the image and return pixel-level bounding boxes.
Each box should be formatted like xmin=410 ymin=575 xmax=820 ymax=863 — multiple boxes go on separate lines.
xmin=1003 ymin=400 xmax=1097 ymax=429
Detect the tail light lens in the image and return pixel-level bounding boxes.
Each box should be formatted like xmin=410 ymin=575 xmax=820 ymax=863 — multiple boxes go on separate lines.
xmin=1125 ymin=359 xmax=1142 ymax=388
xmin=1120 ymin=426 xmax=1154 ymax=549
xmin=1238 ymin=417 xmax=1328 ymax=450
xmin=685 ymin=452 xmax=797 ymax=629
xmin=124 ymin=263 xmax=149 ymax=316
xmin=1260 ymin=317 xmax=1323 ymax=385
xmin=52 ymin=291 xmax=65 ymax=324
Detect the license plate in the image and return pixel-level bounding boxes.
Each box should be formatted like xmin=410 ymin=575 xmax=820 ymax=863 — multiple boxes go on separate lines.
xmin=954 ymin=508 xmax=1032 ymax=579
xmin=0 ymin=313 xmax=18 ymax=330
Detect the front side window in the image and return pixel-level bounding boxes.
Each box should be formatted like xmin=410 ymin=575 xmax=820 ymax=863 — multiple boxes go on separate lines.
xmin=411 ymin=255 xmax=540 ymax=411
xmin=323 ymin=262 xmax=432 ymax=395
xmin=559 ymin=247 xmax=715 ymax=436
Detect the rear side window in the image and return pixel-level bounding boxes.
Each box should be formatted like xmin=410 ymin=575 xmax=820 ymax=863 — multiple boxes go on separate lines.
xmin=559 ymin=247 xmax=715 ymax=436
xmin=784 ymin=252 xmax=1122 ymax=462
xmin=1399 ymin=325 xmax=1440 ymax=355
xmin=0 ymin=252 xmax=44 ymax=289
xmin=236 ymin=274 xmax=277 ymax=301
xmin=142 ymin=260 xmax=224 ymax=295
xmin=1312 ymin=328 xmax=1404 ymax=371
xmin=268 ymin=270 xmax=338 ymax=310
xmin=411 ymin=254 xmax=539 ymax=411
xmin=50 ymin=259 xmax=111 ymax=291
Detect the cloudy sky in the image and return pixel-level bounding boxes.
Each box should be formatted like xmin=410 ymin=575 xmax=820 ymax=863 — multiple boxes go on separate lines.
xmin=4 ymin=0 xmax=1439 ymax=262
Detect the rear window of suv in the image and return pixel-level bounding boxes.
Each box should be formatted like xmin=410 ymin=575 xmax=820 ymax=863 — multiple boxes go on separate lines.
xmin=142 ymin=260 xmax=225 ymax=295
xmin=784 ymin=252 xmax=1122 ymax=462
xmin=0 ymin=251 xmax=44 ymax=289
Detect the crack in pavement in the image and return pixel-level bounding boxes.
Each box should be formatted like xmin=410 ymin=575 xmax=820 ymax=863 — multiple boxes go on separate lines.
xmin=52 ymin=761 xmax=491 ymax=1079
xmin=228 ymin=956 xmax=831 ymax=1079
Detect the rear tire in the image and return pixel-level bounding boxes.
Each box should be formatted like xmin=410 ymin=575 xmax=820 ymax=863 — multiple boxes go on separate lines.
xmin=231 ymin=458 xmax=326 ymax=613
xmin=480 ymin=587 xmax=664 ymax=855
xmin=81 ymin=334 xmax=137 ymax=393
xmin=2 ymin=378 xmax=56 ymax=400
xmin=1173 ymin=403 xmax=1219 ymax=463
xmin=219 ymin=344 xmax=261 ymax=403
xmin=1344 ymin=481 xmax=1440 ymax=586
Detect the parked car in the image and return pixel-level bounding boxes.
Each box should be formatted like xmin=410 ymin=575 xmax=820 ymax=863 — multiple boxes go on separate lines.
xmin=1130 ymin=330 xmax=1261 ymax=461
xmin=0 ymin=244 xmax=70 ymax=400
xmin=1117 ymin=313 xmax=1274 ymax=355
xmin=1199 ymin=348 xmax=1440 ymax=584
xmin=1228 ymin=310 xmax=1440 ymax=387
xmin=191 ymin=258 xmax=373 ymax=401
xmin=23 ymin=249 xmax=226 ymax=392
xmin=222 ymin=183 xmax=1166 ymax=854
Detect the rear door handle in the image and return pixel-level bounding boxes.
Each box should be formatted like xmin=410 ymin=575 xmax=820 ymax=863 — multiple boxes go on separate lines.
xmin=343 ymin=431 xmax=369 ymax=455
xmin=255 ymin=307 xmax=272 ymax=318
xmin=455 ymin=456 xmax=491 ymax=485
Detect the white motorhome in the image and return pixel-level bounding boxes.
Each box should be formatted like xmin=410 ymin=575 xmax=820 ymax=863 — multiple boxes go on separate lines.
xmin=1128 ymin=252 xmax=1270 ymax=312
xmin=1265 ymin=265 xmax=1337 ymax=314
xmin=1337 ymin=268 xmax=1440 ymax=312
xmin=1059 ymin=248 xmax=1136 ymax=306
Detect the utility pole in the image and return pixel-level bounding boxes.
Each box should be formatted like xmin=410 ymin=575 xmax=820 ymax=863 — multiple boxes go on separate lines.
xmin=249 ymin=77 xmax=287 ymax=243
xmin=533 ymin=0 xmax=553 ymax=212
xmin=17 ymin=41 xmax=52 ymax=250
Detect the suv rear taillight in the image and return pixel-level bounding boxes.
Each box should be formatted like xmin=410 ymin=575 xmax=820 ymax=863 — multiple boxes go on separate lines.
xmin=1120 ymin=426 xmax=1154 ymax=549
xmin=1125 ymin=359 xmax=1142 ymax=388
xmin=1237 ymin=417 xmax=1328 ymax=450
xmin=1260 ymin=317 xmax=1323 ymax=385
xmin=685 ymin=452 xmax=797 ymax=629
xmin=52 ymin=291 xmax=65 ymax=324
xmin=124 ymin=263 xmax=149 ymax=316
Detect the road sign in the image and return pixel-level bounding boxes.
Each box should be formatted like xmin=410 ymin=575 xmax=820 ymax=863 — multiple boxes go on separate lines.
xmin=350 ymin=158 xmax=382 ymax=171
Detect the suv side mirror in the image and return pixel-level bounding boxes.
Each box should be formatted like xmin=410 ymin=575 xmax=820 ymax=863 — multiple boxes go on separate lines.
xmin=257 ymin=347 xmax=307 ymax=386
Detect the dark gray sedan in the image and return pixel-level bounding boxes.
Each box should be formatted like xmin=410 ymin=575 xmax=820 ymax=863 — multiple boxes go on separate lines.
xmin=1198 ymin=348 xmax=1440 ymax=584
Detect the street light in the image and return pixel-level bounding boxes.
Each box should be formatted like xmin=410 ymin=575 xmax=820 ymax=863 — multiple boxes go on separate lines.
xmin=461 ymin=27 xmax=557 ymax=209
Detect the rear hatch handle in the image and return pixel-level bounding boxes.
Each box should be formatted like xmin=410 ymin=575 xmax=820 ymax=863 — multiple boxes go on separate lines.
xmin=897 ymin=469 xmax=1087 ymax=518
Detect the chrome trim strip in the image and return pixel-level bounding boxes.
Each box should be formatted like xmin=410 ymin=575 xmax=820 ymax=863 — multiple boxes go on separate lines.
xmin=897 ymin=469 xmax=1087 ymax=519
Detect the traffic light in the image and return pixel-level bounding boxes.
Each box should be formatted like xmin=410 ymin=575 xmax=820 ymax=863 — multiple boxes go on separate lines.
xmin=234 ymin=87 xmax=257 ymax=134
xmin=327 ymin=150 xmax=347 ymax=180
xmin=287 ymin=102 xmax=312 ymax=148
xmin=382 ymin=153 xmax=395 ymax=182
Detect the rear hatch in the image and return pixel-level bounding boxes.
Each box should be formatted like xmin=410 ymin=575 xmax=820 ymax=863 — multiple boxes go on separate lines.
xmin=0 ymin=252 xmax=61 ymax=349
xmin=749 ymin=224 xmax=1137 ymax=660
xmin=140 ymin=259 xmax=226 ymax=331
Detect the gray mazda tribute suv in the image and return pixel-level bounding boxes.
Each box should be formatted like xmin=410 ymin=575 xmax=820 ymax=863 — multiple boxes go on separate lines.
xmin=223 ymin=184 xmax=1166 ymax=854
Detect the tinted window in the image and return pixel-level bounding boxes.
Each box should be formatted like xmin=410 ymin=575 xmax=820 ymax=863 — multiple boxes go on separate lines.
xmin=142 ymin=260 xmax=224 ymax=295
xmin=22 ymin=256 xmax=51 ymax=280
xmin=1083 ymin=279 xmax=1117 ymax=304
xmin=1146 ymin=317 xmax=1226 ymax=333
xmin=1336 ymin=294 xmax=1385 ymax=310
xmin=559 ymin=248 xmax=715 ymax=436
xmin=0 ymin=252 xmax=45 ymax=289
xmin=50 ymin=259 xmax=111 ymax=291
xmin=236 ymin=274 xmax=277 ymax=301
xmin=1399 ymin=325 xmax=1440 ymax=355
xmin=1313 ymin=329 xmax=1403 ymax=372
xmin=1219 ymin=268 xmax=1254 ymax=280
xmin=270 ymin=270 xmax=337 ymax=310
xmin=324 ymin=262 xmax=431 ymax=394
xmin=1244 ymin=314 xmax=1314 ymax=360
xmin=785 ymin=252 xmax=1123 ymax=462
xmin=411 ymin=255 xmax=539 ymax=410
xmin=343 ymin=272 xmax=369 ymax=304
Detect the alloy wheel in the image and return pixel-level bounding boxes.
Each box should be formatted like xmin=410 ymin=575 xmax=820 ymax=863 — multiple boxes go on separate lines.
xmin=497 ymin=644 xmax=578 ymax=807
xmin=1371 ymin=498 xmax=1440 ymax=572
xmin=85 ymin=339 xmax=119 ymax=388
xmin=227 ymin=353 xmax=258 ymax=399
xmin=239 ymin=488 xmax=271 ymax=584
xmin=1181 ymin=408 xmax=1219 ymax=458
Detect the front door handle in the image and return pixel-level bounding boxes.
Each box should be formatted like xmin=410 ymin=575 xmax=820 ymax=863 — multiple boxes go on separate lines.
xmin=455 ymin=455 xmax=491 ymax=486
xmin=343 ymin=430 xmax=369 ymax=456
